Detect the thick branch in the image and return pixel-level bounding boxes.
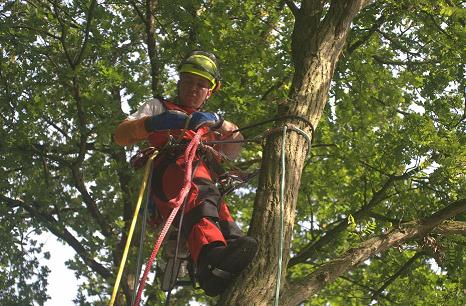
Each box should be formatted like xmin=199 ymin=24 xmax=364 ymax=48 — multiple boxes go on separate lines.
xmin=322 ymin=0 xmax=373 ymax=43
xmin=70 ymin=165 xmax=112 ymax=237
xmin=290 ymin=167 xmax=421 ymax=266
xmin=1 ymin=195 xmax=112 ymax=279
xmin=281 ymin=198 xmax=466 ymax=306
xmin=433 ymin=220 xmax=466 ymax=235
xmin=71 ymin=75 xmax=88 ymax=164
xmin=74 ymin=0 xmax=97 ymax=66
xmin=284 ymin=0 xmax=299 ymax=16
xmin=145 ymin=0 xmax=161 ymax=96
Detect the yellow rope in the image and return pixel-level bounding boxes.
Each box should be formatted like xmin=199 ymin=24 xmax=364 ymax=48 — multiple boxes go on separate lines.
xmin=109 ymin=151 xmax=157 ymax=306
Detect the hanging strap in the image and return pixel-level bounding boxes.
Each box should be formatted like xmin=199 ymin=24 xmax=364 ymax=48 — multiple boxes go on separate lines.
xmin=275 ymin=126 xmax=287 ymax=306
xmin=134 ymin=129 xmax=203 ymax=305
xmin=131 ymin=164 xmax=154 ymax=305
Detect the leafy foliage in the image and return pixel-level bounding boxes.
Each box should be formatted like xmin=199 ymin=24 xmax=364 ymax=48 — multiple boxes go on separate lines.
xmin=0 ymin=0 xmax=464 ymax=305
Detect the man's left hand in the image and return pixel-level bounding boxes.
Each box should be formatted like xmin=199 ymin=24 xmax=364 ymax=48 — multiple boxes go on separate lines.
xmin=188 ymin=112 xmax=224 ymax=130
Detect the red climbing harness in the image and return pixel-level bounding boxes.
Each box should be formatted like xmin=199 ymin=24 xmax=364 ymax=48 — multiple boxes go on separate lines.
xmin=134 ymin=129 xmax=203 ymax=305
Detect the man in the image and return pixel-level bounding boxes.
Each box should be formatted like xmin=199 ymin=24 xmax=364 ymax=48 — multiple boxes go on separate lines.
xmin=114 ymin=51 xmax=258 ymax=296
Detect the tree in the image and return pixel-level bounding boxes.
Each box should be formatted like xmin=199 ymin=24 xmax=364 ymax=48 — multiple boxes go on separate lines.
xmin=1 ymin=0 xmax=464 ymax=305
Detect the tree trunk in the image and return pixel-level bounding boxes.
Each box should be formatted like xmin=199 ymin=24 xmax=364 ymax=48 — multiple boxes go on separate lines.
xmin=219 ymin=1 xmax=370 ymax=305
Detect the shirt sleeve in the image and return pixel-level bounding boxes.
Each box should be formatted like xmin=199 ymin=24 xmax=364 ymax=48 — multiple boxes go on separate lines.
xmin=127 ymin=98 xmax=166 ymax=120
xmin=114 ymin=98 xmax=166 ymax=146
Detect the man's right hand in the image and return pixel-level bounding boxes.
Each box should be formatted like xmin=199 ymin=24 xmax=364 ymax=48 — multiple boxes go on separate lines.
xmin=144 ymin=110 xmax=189 ymax=132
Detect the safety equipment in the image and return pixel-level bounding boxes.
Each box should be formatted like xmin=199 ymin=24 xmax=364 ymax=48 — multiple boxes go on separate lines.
xmin=188 ymin=112 xmax=223 ymax=130
xmin=144 ymin=110 xmax=189 ymax=132
xmin=179 ymin=51 xmax=221 ymax=91
xmin=146 ymin=100 xmax=216 ymax=150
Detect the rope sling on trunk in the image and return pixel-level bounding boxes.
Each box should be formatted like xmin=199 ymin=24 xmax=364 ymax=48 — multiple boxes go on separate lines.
xmin=274 ymin=125 xmax=313 ymax=306
xmin=275 ymin=126 xmax=287 ymax=306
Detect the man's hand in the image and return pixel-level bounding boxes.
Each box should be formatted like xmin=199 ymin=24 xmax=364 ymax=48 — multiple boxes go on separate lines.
xmin=188 ymin=112 xmax=224 ymax=130
xmin=216 ymin=120 xmax=244 ymax=160
xmin=144 ymin=110 xmax=189 ymax=132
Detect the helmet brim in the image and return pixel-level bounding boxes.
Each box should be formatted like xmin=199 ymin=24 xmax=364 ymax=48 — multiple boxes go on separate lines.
xmin=179 ymin=64 xmax=217 ymax=90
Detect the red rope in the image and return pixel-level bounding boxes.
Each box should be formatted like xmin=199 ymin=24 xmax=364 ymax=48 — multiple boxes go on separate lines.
xmin=134 ymin=130 xmax=203 ymax=305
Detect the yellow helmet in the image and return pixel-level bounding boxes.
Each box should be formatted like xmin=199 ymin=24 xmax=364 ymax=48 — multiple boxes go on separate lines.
xmin=179 ymin=51 xmax=221 ymax=91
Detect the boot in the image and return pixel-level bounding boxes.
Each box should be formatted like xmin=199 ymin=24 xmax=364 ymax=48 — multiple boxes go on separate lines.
xmin=197 ymin=236 xmax=258 ymax=296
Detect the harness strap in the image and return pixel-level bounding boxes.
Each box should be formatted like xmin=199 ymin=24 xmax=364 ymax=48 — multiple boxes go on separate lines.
xmin=181 ymin=201 xmax=220 ymax=238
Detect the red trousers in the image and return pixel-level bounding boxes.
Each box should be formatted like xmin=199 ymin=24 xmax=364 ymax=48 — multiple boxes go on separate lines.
xmin=150 ymin=151 xmax=243 ymax=262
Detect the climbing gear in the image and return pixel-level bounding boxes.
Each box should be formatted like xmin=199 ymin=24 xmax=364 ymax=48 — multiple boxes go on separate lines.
xmin=130 ymin=147 xmax=157 ymax=170
xmin=109 ymin=149 xmax=158 ymax=306
xmin=131 ymin=157 xmax=155 ymax=305
xmin=128 ymin=137 xmax=252 ymax=303
xmin=159 ymin=230 xmax=193 ymax=291
xmin=163 ymin=159 xmax=203 ymax=305
xmin=115 ymin=113 xmax=314 ymax=305
xmin=179 ymin=50 xmax=221 ymax=91
xmin=226 ymin=114 xmax=315 ymax=141
xmin=134 ymin=129 xmax=203 ymax=305
xmin=197 ymin=236 xmax=258 ymax=296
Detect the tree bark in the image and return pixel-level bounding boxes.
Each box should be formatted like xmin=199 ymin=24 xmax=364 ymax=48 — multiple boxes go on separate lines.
xmin=219 ymin=1 xmax=371 ymax=305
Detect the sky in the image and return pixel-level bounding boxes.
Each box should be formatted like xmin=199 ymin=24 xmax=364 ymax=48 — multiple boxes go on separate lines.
xmin=39 ymin=233 xmax=78 ymax=305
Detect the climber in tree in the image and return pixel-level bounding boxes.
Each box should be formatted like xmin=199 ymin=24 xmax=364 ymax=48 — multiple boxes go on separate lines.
xmin=114 ymin=50 xmax=258 ymax=296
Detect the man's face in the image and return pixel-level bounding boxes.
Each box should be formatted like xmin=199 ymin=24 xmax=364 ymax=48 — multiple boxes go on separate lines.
xmin=178 ymin=72 xmax=213 ymax=108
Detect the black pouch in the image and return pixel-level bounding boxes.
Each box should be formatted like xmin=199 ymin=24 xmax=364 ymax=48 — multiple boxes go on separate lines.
xmin=130 ymin=147 xmax=157 ymax=169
